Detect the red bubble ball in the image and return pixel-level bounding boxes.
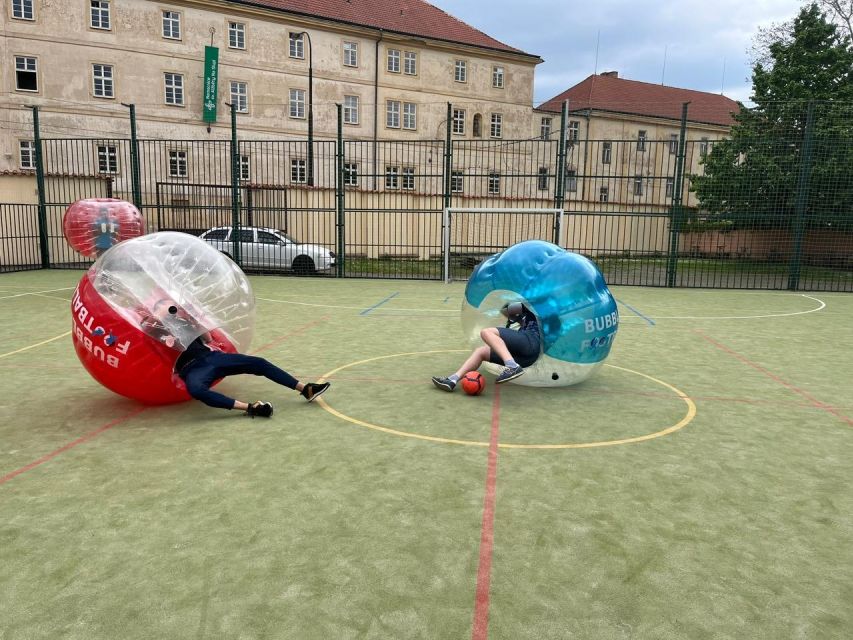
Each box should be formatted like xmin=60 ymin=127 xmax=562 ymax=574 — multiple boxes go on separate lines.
xmin=63 ymin=198 xmax=145 ymax=258
xmin=461 ymin=371 xmax=485 ymax=396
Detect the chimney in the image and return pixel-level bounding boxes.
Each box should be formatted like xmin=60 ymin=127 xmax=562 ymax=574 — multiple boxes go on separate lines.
xmin=600 ymin=71 xmax=618 ymax=78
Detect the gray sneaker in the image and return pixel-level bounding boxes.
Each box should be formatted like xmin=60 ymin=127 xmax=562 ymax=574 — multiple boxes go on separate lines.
xmin=495 ymin=365 xmax=524 ymax=384
xmin=432 ymin=376 xmax=456 ymax=392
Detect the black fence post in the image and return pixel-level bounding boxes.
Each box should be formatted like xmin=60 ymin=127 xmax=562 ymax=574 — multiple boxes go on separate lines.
xmin=666 ymin=102 xmax=690 ymax=287
xmin=29 ymin=106 xmax=50 ymax=268
xmin=336 ymin=103 xmax=345 ymax=278
xmin=122 ymin=103 xmax=143 ymax=213
xmin=787 ymin=100 xmax=815 ymax=291
xmin=228 ymin=102 xmax=241 ymax=265
xmin=554 ymin=101 xmax=568 ymax=243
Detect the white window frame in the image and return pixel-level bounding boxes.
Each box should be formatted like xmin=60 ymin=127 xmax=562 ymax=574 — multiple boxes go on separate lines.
xmin=164 ymin=72 xmax=184 ymax=106
xmin=669 ymin=133 xmax=678 ymax=155
xmin=386 ymin=100 xmax=400 ymax=129
xmin=599 ymin=185 xmax=609 ymax=202
xmin=387 ymin=49 xmax=400 ymax=73
xmin=385 ymin=165 xmax=399 ymax=190
xmin=487 ymin=171 xmax=500 ymax=195
xmin=291 ymin=158 xmax=306 ymax=183
xmin=565 ymin=168 xmax=577 ymax=192
xmin=492 ymin=65 xmax=504 ymax=88
xmin=637 ymin=130 xmax=647 ymax=152
xmin=540 ymin=117 xmax=552 ymax=140
xmin=665 ymin=177 xmax=674 ymax=199
xmin=239 ymin=154 xmax=250 ymax=181
xmin=229 ymin=22 xmax=246 ymax=50
xmin=169 ymin=149 xmax=188 ymax=177
xmin=289 ymin=32 xmax=304 ymax=59
xmin=343 ymin=95 xmax=359 ymax=125
xmin=90 ymin=0 xmax=110 ymax=30
xmin=402 ymin=102 xmax=416 ymax=130
xmin=230 ymin=81 xmax=248 ymax=113
xmin=568 ymin=120 xmax=580 ymax=142
xmin=454 ymin=59 xmax=467 ymax=83
xmin=289 ymin=88 xmax=305 ymax=119
xmin=451 ymin=170 xmax=464 ymax=193
xmin=700 ymin=137 xmax=710 ymax=156
xmin=402 ymin=166 xmax=415 ymax=191
xmin=403 ymin=51 xmax=417 ymax=75
xmin=601 ymin=142 xmax=612 ymax=164
xmin=633 ymin=174 xmax=644 ymax=196
xmin=343 ymin=41 xmax=358 ymax=67
xmin=452 ymin=109 xmax=465 ymax=135
xmin=12 ymin=0 xmax=34 ymax=20
xmin=343 ymin=162 xmax=358 ymax=186
xmin=537 ymin=167 xmax=548 ymax=191
xmin=19 ymin=140 xmax=35 ymax=169
xmin=162 ymin=10 xmax=181 ymax=40
xmin=97 ymin=144 xmax=118 ymax=174
xmin=490 ymin=113 xmax=502 ymax=139
xmin=92 ymin=63 xmax=114 ymax=98
xmin=14 ymin=56 xmax=38 ymax=92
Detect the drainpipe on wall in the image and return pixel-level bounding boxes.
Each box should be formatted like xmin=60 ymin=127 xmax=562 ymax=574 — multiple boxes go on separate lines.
xmin=373 ymin=29 xmax=384 ymax=191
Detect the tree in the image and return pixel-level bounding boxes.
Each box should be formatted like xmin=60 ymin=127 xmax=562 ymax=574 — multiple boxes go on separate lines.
xmin=693 ymin=3 xmax=853 ymax=231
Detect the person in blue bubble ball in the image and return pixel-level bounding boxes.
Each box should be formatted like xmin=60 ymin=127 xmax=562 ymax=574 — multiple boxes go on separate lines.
xmin=432 ymin=239 xmax=619 ymax=391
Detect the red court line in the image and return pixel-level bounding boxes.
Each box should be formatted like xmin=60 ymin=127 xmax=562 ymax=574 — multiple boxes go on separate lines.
xmin=1 ymin=318 xmax=330 ymax=487
xmin=694 ymin=329 xmax=853 ymax=427
xmin=472 ymin=385 xmax=501 ymax=640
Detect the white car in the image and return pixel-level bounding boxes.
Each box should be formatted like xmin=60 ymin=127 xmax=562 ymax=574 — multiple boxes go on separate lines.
xmin=200 ymin=226 xmax=336 ymax=274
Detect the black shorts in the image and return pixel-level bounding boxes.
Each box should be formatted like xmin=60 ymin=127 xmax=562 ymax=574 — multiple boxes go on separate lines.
xmin=489 ymin=327 xmax=540 ymax=368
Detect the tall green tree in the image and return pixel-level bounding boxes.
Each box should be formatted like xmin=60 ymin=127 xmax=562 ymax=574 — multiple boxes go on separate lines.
xmin=692 ymin=3 xmax=853 ymax=230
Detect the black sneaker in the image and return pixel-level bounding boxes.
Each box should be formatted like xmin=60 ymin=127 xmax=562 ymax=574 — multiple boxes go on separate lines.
xmin=495 ymin=365 xmax=524 ymax=384
xmin=247 ymin=401 xmax=274 ymax=418
xmin=301 ymin=382 xmax=330 ymax=403
xmin=431 ymin=376 xmax=456 ymax=392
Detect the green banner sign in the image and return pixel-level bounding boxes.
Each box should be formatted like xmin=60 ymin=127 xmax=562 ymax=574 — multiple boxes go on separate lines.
xmin=202 ymin=46 xmax=219 ymax=123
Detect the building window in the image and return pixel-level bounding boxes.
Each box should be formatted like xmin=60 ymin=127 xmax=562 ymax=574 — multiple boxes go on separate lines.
xmin=490 ymin=113 xmax=502 ymax=138
xmin=162 ymin=11 xmax=181 ymax=39
xmin=599 ymin=185 xmax=609 ymax=202
xmin=537 ymin=167 xmax=548 ymax=191
xmin=451 ymin=170 xmax=464 ymax=193
xmin=565 ymin=169 xmax=577 ymax=192
xmin=343 ymin=95 xmax=359 ymax=125
xmin=637 ymin=130 xmax=647 ymax=152
xmin=568 ymin=120 xmax=580 ymax=142
xmin=386 ymin=100 xmax=400 ymax=128
xmin=385 ymin=166 xmax=399 ymax=189
xmin=289 ymin=33 xmax=304 ymax=59
xmin=700 ymin=137 xmax=710 ymax=156
xmin=291 ymin=158 xmax=306 ymax=183
xmin=239 ymin=155 xmax=250 ymax=181
xmin=492 ymin=65 xmax=504 ymax=88
xmin=540 ymin=117 xmax=552 ymax=140
xmin=452 ymin=109 xmax=465 ymax=135
xmin=669 ymin=133 xmax=678 ymax=155
xmin=14 ymin=56 xmax=37 ymax=92
xmin=387 ymin=49 xmax=400 ymax=73
xmin=164 ymin=73 xmax=184 ymax=105
xmin=97 ymin=144 xmax=118 ymax=173
xmin=601 ymin=142 xmax=612 ymax=164
xmin=19 ymin=140 xmax=35 ymax=169
xmin=289 ymin=88 xmax=305 ymax=118
xmin=230 ymin=81 xmax=248 ymax=113
xmin=402 ymin=166 xmax=415 ymax=190
xmin=169 ymin=150 xmax=188 ymax=177
xmin=12 ymin=0 xmax=34 ymax=20
xmin=403 ymin=51 xmax=417 ymax=75
xmin=473 ymin=114 xmax=482 ymax=138
xmin=90 ymin=1 xmax=110 ymax=29
xmin=488 ymin=172 xmax=500 ymax=195
xmin=92 ymin=63 xmax=114 ymax=98
xmin=343 ymin=162 xmax=358 ymax=186
xmin=229 ymin=22 xmax=245 ymax=49
xmin=454 ymin=59 xmax=467 ymax=83
xmin=402 ymin=102 xmax=416 ymax=130
xmin=633 ymin=174 xmax=644 ymax=196
xmin=665 ymin=177 xmax=674 ymax=198
xmin=343 ymin=41 xmax=358 ymax=67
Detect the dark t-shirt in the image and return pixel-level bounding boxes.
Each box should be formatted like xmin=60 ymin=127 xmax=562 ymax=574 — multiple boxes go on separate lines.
xmin=175 ymin=336 xmax=213 ymax=375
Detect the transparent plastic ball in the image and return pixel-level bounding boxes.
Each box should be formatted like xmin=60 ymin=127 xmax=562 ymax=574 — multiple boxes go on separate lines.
xmin=71 ymin=232 xmax=255 ymax=404
xmin=462 ymin=240 xmax=618 ymax=387
xmin=63 ymin=198 xmax=145 ymax=257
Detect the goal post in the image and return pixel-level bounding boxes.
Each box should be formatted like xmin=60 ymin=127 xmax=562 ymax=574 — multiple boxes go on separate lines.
xmin=442 ymin=207 xmax=564 ymax=283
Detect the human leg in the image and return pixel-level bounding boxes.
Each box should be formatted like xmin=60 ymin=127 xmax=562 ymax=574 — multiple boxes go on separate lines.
xmin=432 ymin=345 xmax=490 ymax=392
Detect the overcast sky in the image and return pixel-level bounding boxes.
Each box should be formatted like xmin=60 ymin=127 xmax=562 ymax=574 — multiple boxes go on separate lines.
xmin=431 ymin=0 xmax=807 ymax=106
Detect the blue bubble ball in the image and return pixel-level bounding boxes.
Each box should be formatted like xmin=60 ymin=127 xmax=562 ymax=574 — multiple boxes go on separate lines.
xmin=462 ymin=240 xmax=618 ymax=386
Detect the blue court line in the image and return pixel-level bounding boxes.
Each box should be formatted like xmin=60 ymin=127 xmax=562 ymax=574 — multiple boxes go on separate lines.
xmin=360 ymin=292 xmax=400 ymax=315
xmin=615 ymin=297 xmax=656 ymax=326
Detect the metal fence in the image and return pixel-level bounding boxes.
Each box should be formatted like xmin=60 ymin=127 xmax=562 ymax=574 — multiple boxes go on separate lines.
xmin=2 ymin=101 xmax=851 ymax=291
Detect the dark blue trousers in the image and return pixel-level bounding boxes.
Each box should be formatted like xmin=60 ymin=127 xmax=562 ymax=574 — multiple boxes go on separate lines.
xmin=179 ymin=352 xmax=299 ymax=410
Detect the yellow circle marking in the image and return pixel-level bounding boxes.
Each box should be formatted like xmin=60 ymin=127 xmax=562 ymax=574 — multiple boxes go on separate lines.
xmin=316 ymin=350 xmax=697 ymax=449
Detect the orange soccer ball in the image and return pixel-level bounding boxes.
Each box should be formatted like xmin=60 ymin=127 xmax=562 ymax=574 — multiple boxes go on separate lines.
xmin=461 ymin=371 xmax=485 ymax=396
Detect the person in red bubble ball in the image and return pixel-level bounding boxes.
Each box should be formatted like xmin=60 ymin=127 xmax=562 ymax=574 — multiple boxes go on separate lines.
xmin=431 ymin=302 xmax=541 ymax=392
xmin=141 ymin=297 xmax=329 ymax=417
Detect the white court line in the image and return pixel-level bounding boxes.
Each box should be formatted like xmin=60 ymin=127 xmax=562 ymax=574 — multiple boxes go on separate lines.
xmin=0 ymin=287 xmax=76 ymax=301
xmin=649 ymin=294 xmax=826 ymax=319
xmin=30 ymin=293 xmax=72 ymax=303
xmin=257 ymin=296 xmax=456 ymax=314
xmin=0 ymin=331 xmax=71 ymax=360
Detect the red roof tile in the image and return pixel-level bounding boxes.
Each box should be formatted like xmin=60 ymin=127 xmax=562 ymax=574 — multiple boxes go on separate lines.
xmin=231 ymin=0 xmax=539 ymax=58
xmin=537 ymin=74 xmax=739 ymax=126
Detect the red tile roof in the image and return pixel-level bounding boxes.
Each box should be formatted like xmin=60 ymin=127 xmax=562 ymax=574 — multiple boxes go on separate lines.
xmin=537 ymin=74 xmax=739 ymax=126
xmin=230 ymin=0 xmax=539 ymax=58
